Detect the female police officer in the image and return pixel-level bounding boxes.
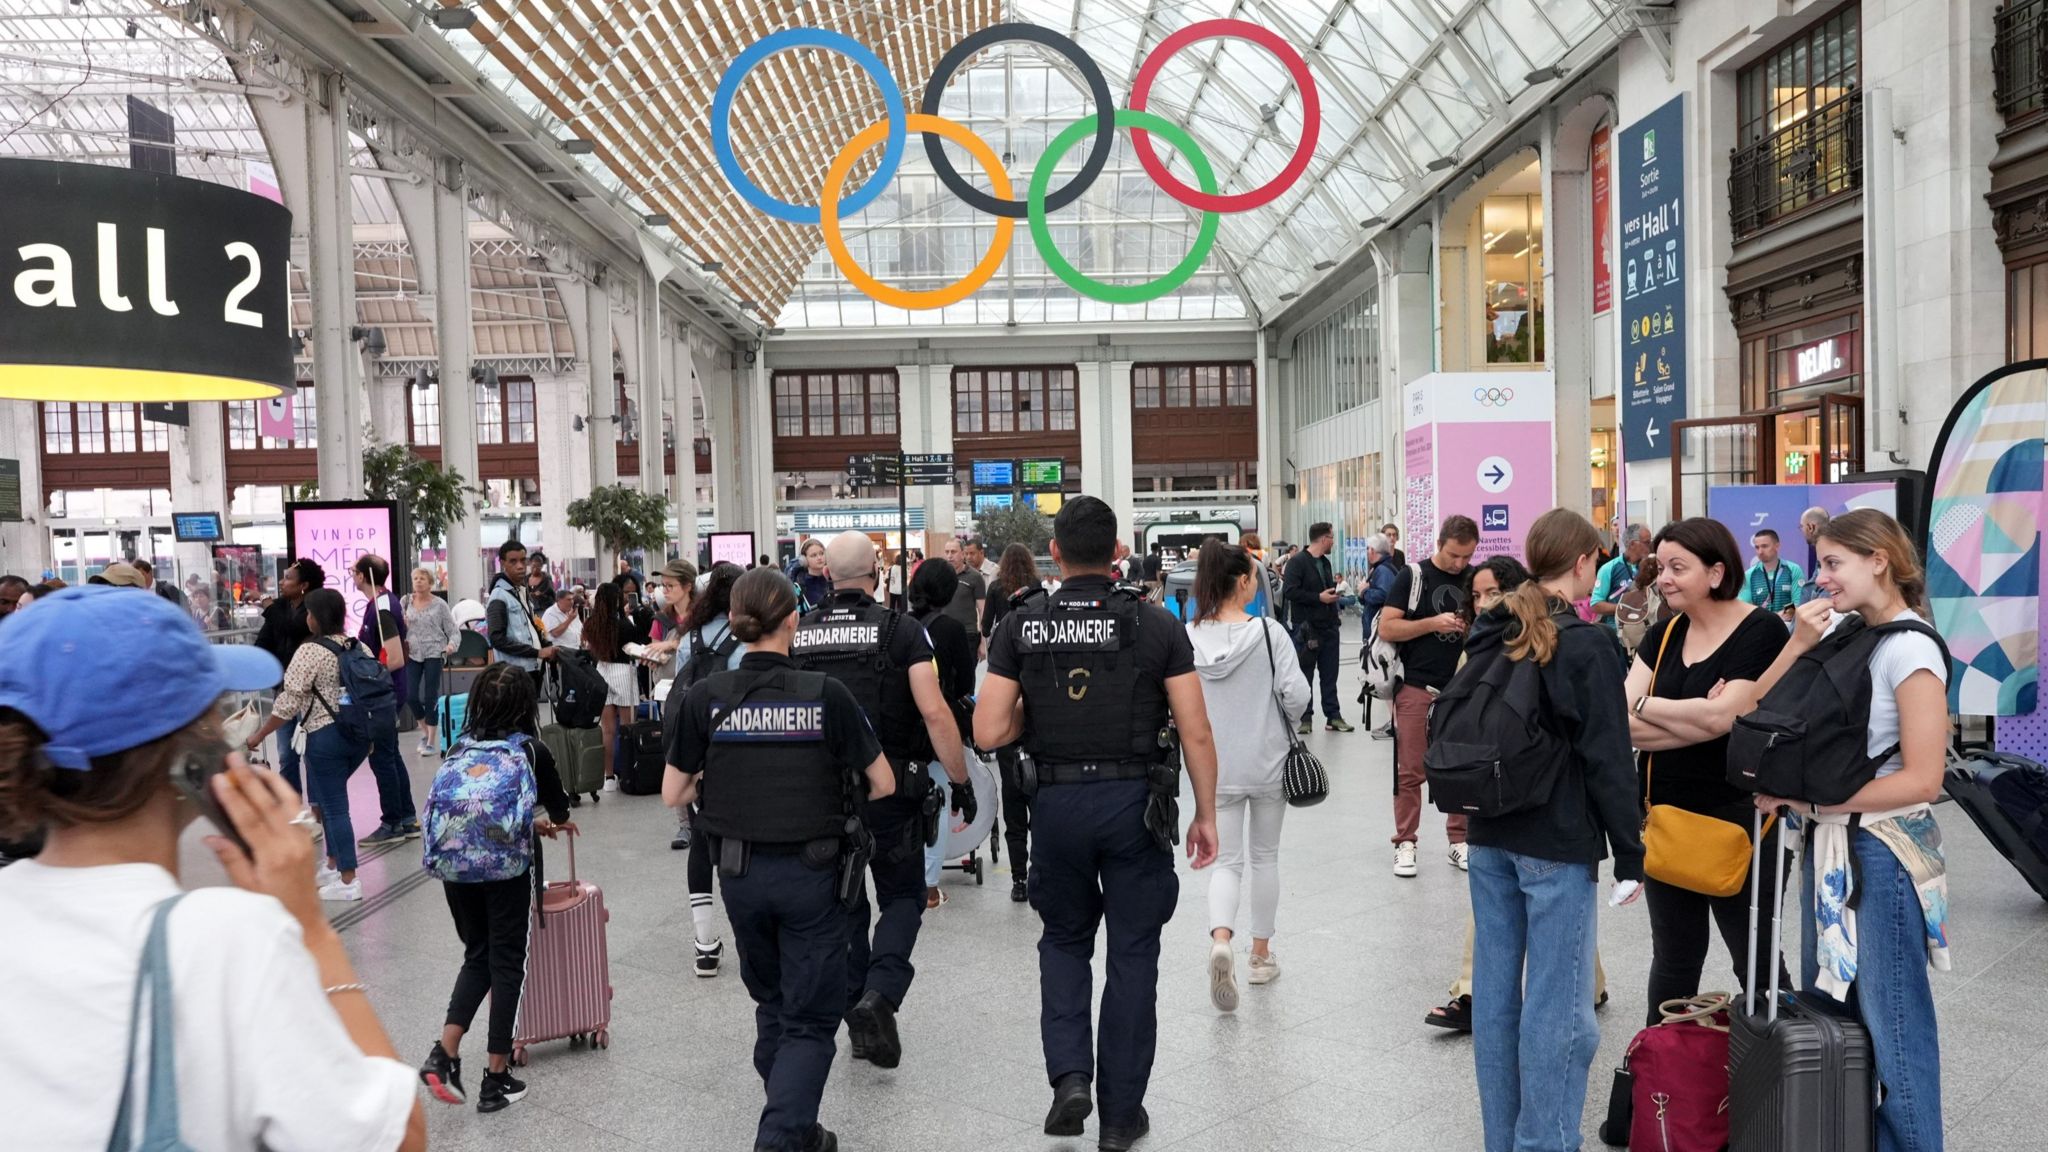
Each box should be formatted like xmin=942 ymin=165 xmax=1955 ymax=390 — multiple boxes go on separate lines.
xmin=664 ymin=567 xmax=894 ymax=1152
xmin=976 ymin=495 xmax=1220 ymax=1152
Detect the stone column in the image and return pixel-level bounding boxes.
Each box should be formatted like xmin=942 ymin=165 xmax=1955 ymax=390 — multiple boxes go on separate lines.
xmin=305 ymin=72 xmax=361 ymax=499
xmin=0 ymin=401 xmax=47 ymax=576
xmin=534 ymin=372 xmax=595 ymax=562
xmin=899 ymin=362 xmax=955 ymax=546
xmin=169 ymin=404 xmax=231 ymax=585
xmin=1079 ymin=358 xmax=1136 ymax=535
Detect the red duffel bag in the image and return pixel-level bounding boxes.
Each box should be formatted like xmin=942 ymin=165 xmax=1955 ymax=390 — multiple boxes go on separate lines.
xmin=1627 ymin=994 xmax=1733 ymax=1152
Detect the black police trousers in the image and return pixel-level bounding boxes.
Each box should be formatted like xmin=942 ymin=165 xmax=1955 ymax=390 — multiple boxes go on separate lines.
xmin=721 ymin=848 xmax=843 ymax=1152
xmin=845 ymin=792 xmax=926 ymax=1012
xmin=1029 ymin=778 xmax=1180 ymax=1130
xmin=997 ymin=744 xmax=1031 ymax=874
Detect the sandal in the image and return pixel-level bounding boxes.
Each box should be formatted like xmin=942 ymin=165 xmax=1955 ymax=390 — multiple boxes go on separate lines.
xmin=925 ymin=887 xmax=948 ymax=910
xmin=1425 ymin=994 xmax=1473 ymax=1032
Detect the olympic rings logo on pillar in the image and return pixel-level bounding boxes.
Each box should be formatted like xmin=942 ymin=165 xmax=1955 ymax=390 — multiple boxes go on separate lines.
xmin=710 ymin=20 xmax=1321 ymax=308
xmin=1472 ymin=387 xmax=1516 ymax=407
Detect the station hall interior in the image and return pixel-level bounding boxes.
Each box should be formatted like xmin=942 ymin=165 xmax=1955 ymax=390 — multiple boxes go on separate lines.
xmin=6 ymin=0 xmax=2048 ymax=1150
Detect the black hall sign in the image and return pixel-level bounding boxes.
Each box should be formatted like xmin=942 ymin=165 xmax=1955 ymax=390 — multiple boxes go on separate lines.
xmin=0 ymin=157 xmax=293 ymax=400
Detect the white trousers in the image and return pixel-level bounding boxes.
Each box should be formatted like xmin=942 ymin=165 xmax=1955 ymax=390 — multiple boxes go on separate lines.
xmin=1208 ymin=788 xmax=1287 ymax=941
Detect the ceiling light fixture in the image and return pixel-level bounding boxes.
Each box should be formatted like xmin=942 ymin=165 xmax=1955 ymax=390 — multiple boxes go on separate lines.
xmin=1426 ymin=155 xmax=1457 ymax=171
xmin=700 ymin=260 xmax=723 ymax=272
xmin=1524 ymin=65 xmax=1564 ymax=84
xmin=561 ymin=138 xmax=596 ymax=155
xmin=1313 ymin=259 xmax=1337 ymax=271
xmin=767 ymin=327 xmax=787 ymax=336
xmin=738 ymin=299 xmax=760 ymax=311
xmin=1278 ymin=291 xmax=1300 ymax=301
xmin=431 ymin=6 xmax=480 ymax=30
xmin=124 ymin=20 xmax=138 ymax=37
xmin=1358 ymin=215 xmax=1386 ymax=228
xmin=643 ymin=211 xmax=671 ymax=225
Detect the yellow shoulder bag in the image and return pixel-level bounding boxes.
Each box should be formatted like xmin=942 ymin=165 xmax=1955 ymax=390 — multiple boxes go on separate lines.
xmin=1641 ymin=621 xmax=1770 ymax=897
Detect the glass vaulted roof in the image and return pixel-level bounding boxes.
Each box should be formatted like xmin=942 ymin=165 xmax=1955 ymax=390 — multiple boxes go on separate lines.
xmin=444 ymin=0 xmax=1617 ymax=329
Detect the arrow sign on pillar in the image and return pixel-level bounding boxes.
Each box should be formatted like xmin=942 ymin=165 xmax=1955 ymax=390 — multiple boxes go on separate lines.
xmin=1645 ymin=418 xmax=1661 ymax=446
xmin=1485 ymin=463 xmax=1507 ymax=486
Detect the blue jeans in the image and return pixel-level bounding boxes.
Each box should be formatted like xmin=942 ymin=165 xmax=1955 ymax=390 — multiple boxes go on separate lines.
xmin=306 ymin=724 xmax=368 ymax=872
xmin=1294 ymin=622 xmax=1343 ymax=723
xmin=1469 ymin=845 xmax=1600 ymax=1152
xmin=365 ymin=713 xmax=417 ymax=831
xmin=1801 ymin=827 xmax=1943 ymax=1152
xmin=407 ymin=657 xmax=444 ymax=727
xmin=276 ymin=716 xmax=302 ymax=795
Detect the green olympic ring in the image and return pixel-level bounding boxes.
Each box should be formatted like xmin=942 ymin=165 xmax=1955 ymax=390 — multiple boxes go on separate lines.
xmin=1029 ymin=109 xmax=1220 ymax=305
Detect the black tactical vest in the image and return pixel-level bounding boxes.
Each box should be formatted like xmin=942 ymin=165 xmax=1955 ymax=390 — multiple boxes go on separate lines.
xmin=793 ymin=594 xmax=931 ymax=763
xmin=1012 ymin=586 xmax=1158 ymax=765
xmin=694 ymin=667 xmax=846 ymax=844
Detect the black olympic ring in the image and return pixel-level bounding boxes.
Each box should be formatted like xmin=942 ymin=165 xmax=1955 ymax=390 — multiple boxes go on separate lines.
xmin=920 ymin=23 xmax=1117 ymax=220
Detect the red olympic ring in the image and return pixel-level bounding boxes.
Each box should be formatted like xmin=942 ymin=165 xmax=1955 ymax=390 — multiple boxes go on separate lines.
xmin=1128 ymin=19 xmax=1321 ymax=214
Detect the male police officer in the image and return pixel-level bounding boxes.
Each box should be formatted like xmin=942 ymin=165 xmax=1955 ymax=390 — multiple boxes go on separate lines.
xmin=975 ymin=496 xmax=1219 ymax=1152
xmin=793 ymin=531 xmax=972 ymax=1069
xmin=665 ymin=567 xmax=896 ymax=1152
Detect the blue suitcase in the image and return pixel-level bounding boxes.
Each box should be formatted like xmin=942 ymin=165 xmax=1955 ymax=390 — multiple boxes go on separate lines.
xmin=437 ymin=693 xmax=469 ymax=753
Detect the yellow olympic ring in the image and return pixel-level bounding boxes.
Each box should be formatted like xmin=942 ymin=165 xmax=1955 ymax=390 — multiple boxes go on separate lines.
xmin=821 ymin=113 xmax=1013 ymax=311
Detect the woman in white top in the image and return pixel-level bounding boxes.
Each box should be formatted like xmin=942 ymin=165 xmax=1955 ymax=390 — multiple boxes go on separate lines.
xmin=1747 ymin=508 xmax=1949 ymax=1152
xmin=1184 ymin=540 xmax=1310 ymax=1012
xmin=0 ymin=585 xmax=424 ymax=1152
xmin=402 ymin=567 xmax=460 ymax=756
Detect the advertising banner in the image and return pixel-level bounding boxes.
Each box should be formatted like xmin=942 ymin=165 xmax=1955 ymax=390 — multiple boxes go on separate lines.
xmin=1618 ymin=96 xmax=1687 ymax=462
xmin=1591 ymin=125 xmax=1613 ymax=315
xmin=709 ymin=531 xmax=756 ymax=568
xmin=285 ymin=501 xmax=397 ymax=637
xmin=257 ymin=389 xmax=295 ymax=440
xmin=1707 ymin=482 xmax=1901 ymax=569
xmin=0 ymin=158 xmax=293 ymax=401
xmin=1404 ymin=372 xmax=1556 ymax=562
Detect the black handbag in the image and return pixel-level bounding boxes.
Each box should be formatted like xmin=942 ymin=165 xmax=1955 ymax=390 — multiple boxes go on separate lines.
xmin=1261 ymin=622 xmax=1329 ymax=807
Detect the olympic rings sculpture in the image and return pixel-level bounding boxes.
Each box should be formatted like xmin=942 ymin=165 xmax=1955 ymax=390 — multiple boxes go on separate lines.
xmin=710 ymin=20 xmax=1321 ymax=308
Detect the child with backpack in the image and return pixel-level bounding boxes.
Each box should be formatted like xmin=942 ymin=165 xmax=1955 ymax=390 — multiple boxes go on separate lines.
xmin=242 ymin=587 xmax=401 ymax=902
xmin=417 ymin=663 xmax=574 ymax=1114
xmin=1427 ymin=509 xmax=1645 ymax=1152
xmin=1738 ymin=508 xmax=1950 ymax=1152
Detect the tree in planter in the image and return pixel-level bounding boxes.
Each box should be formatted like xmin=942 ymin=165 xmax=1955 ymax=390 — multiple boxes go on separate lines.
xmin=567 ymin=484 xmax=671 ymax=567
xmin=974 ymin=503 xmax=1052 ymax=557
xmin=362 ymin=441 xmax=482 ymax=562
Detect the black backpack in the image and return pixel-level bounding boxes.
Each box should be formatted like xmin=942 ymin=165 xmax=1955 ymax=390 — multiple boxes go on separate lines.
xmin=1726 ymin=615 xmax=1950 ymax=805
xmin=546 ymin=648 xmax=609 ymax=729
xmin=311 ymin=637 xmax=397 ymax=743
xmin=1422 ymin=614 xmax=1580 ymax=818
xmin=678 ymin=623 xmax=742 ymax=691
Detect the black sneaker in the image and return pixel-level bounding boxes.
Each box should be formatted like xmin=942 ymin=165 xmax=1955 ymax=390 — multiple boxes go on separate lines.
xmin=476 ymin=1068 xmax=526 ymax=1113
xmin=695 ymin=939 xmax=722 ymax=978
xmin=1010 ymin=879 xmax=1028 ymax=903
xmin=418 ymin=1042 xmax=465 ymax=1105
xmin=399 ymin=820 xmax=423 ymax=840
xmin=850 ymin=989 xmax=901 ymax=1069
xmin=358 ymin=824 xmax=406 ymax=846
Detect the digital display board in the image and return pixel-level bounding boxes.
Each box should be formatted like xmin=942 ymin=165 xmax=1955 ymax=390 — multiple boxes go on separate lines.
xmin=285 ymin=500 xmax=397 ymax=637
xmin=972 ymin=492 xmax=1015 ymax=515
xmin=1031 ymin=492 xmax=1064 ymax=515
xmin=172 ymin=511 xmax=223 ymax=542
xmin=709 ymin=531 xmax=756 ymax=569
xmin=972 ymin=459 xmax=1016 ymax=489
xmin=1020 ymin=458 xmax=1064 ymax=488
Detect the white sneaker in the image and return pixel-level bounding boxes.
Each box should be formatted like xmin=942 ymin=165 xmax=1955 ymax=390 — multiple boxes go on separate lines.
xmin=1393 ymin=841 xmax=1419 ymax=878
xmin=318 ymin=879 xmax=363 ymax=902
xmin=1449 ymin=843 xmax=1470 ymax=872
xmin=602 ymin=777 xmax=619 ymax=793
xmin=415 ymin=737 xmax=434 ymax=757
xmin=1208 ymin=940 xmax=1238 ymax=1013
xmin=1247 ymin=952 xmax=1281 ymax=986
xmin=314 ymin=864 xmax=341 ymax=888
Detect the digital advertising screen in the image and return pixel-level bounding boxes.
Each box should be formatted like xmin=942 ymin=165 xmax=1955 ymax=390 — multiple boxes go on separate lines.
xmin=284 ymin=500 xmax=397 ymax=636
xmin=972 ymin=459 xmax=1016 ymax=489
xmin=1031 ymin=492 xmax=1065 ymax=515
xmin=1020 ymin=458 xmax=1064 ymax=489
xmin=708 ymin=531 xmax=756 ymax=569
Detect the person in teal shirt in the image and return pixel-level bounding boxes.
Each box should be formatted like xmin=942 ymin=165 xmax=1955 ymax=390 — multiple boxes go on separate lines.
xmin=1739 ymin=528 xmax=1805 ymax=616
xmin=1590 ymin=524 xmax=1648 ymax=632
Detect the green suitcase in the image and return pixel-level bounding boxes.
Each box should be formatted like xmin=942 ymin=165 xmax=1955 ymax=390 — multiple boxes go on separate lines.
xmin=540 ymin=723 xmax=608 ymax=801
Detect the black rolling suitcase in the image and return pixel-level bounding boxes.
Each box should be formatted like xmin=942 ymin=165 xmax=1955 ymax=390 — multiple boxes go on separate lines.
xmin=616 ymin=716 xmax=666 ymax=796
xmin=1943 ymin=751 xmax=2048 ymax=901
xmin=1727 ymin=812 xmax=1876 ymax=1152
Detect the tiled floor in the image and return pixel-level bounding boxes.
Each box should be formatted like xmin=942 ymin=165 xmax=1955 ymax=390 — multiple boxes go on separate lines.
xmin=182 ymin=650 xmax=2048 ymax=1151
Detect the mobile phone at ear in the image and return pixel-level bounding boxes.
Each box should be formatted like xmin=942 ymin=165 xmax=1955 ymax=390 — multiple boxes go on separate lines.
xmin=169 ymin=751 xmax=249 ymax=854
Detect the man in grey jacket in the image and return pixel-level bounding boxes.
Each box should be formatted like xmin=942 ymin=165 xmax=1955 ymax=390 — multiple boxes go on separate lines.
xmin=486 ymin=540 xmax=556 ymax=692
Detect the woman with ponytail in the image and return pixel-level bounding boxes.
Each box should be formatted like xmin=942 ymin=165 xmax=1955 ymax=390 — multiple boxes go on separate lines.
xmin=1185 ymin=539 xmax=1310 ymax=1011
xmin=1455 ymin=509 xmax=1644 ymax=1152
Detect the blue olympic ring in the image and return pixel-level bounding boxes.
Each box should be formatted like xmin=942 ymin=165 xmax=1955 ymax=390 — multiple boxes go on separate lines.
xmin=710 ymin=28 xmax=907 ymax=225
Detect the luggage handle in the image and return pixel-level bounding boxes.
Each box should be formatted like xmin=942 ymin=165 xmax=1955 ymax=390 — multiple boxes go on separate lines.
xmin=1743 ymin=807 xmax=1793 ymax=1023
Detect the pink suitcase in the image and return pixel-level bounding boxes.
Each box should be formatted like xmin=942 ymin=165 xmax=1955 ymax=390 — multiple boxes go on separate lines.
xmin=511 ymin=828 xmax=612 ymax=1064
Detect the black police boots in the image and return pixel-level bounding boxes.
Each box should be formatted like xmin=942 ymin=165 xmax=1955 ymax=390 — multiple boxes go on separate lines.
xmin=755 ymin=1123 xmax=836 ymax=1152
xmin=848 ymin=989 xmax=902 ymax=1068
xmin=844 ymin=1009 xmax=870 ymax=1061
xmin=1097 ymin=1106 xmax=1150 ymax=1151
xmin=1044 ymin=1072 xmax=1093 ymax=1137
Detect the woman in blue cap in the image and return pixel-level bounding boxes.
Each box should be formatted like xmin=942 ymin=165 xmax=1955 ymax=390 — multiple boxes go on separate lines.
xmin=0 ymin=584 xmax=425 ymax=1152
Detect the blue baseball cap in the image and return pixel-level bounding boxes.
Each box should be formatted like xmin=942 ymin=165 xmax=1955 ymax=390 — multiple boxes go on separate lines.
xmin=0 ymin=584 xmax=281 ymax=769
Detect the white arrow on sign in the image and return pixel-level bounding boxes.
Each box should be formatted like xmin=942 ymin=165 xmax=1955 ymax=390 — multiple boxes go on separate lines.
xmin=1477 ymin=456 xmax=1514 ymax=494
xmin=1645 ymin=418 xmax=1661 ymax=446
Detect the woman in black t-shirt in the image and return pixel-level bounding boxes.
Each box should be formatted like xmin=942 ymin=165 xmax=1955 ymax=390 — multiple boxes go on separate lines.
xmin=1623 ymin=519 xmax=1790 ymax=1022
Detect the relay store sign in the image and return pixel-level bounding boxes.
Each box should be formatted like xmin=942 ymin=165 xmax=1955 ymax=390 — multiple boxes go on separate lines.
xmin=1618 ymin=95 xmax=1688 ymax=462
xmin=285 ymin=501 xmax=397 ymax=638
xmin=0 ymin=158 xmax=293 ymax=402
xmin=1403 ymin=372 xmax=1555 ymax=562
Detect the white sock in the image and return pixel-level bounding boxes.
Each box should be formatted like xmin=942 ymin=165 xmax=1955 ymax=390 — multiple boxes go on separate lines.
xmin=691 ymin=894 xmax=715 ymax=947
